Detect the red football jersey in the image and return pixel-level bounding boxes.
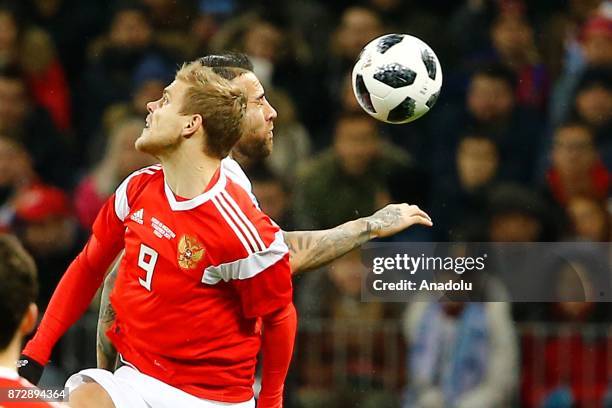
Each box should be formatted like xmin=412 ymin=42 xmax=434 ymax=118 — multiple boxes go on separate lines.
xmin=93 ymin=164 xmax=292 ymax=402
xmin=0 ymin=368 xmax=61 ymax=407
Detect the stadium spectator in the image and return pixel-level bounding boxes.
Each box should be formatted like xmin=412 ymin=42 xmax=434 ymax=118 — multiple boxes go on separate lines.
xmin=0 ymin=66 xmax=73 ymax=187
xmin=320 ymin=6 xmax=385 ymax=133
xmin=541 ymin=0 xmax=603 ymax=80
xmin=432 ymin=133 xmax=500 ymax=240
xmin=101 ymin=55 xmax=173 ymax=133
xmin=521 ymin=270 xmax=611 ymax=408
xmin=402 ymin=301 xmax=518 ymax=407
xmin=551 ymin=13 xmax=612 ymax=126
xmin=487 ymin=183 xmax=559 ymax=243
xmin=296 ymin=250 xmax=401 ymax=408
xmin=430 ymin=64 xmax=542 ymax=184
xmin=570 ymin=68 xmax=612 ymax=168
xmin=77 ymin=3 xmax=175 ymax=149
xmin=0 ymin=6 xmax=71 ymax=131
xmin=73 ymin=118 xmax=156 ymax=230
xmin=566 ymin=196 xmax=611 ymax=241
xmin=294 ymin=114 xmax=414 ymax=229
xmin=545 ymin=122 xmax=609 ymax=207
xmin=488 ymin=11 xmax=550 ymax=111
xmin=12 ymin=184 xmax=81 ymax=309
xmin=0 ymin=136 xmax=37 ymax=231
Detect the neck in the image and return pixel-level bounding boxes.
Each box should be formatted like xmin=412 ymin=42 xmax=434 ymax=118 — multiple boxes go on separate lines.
xmin=229 ymin=148 xmax=253 ymax=169
xmin=160 ymin=148 xmax=220 ymax=199
xmin=0 ymin=336 xmax=19 ymax=373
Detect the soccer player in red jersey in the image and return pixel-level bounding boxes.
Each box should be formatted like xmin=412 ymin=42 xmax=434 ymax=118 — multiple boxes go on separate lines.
xmin=19 ymin=63 xmax=296 ymax=407
xmin=94 ymin=53 xmax=434 ymax=374
xmin=0 ymin=234 xmax=64 ymax=407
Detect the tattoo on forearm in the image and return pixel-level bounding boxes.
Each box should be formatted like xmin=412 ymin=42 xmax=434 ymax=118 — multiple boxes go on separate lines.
xmin=284 ymin=222 xmax=370 ymax=273
xmin=97 ymin=267 xmax=119 ymax=370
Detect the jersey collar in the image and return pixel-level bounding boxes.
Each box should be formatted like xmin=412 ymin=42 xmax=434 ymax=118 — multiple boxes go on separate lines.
xmin=163 ymin=165 xmax=227 ymax=211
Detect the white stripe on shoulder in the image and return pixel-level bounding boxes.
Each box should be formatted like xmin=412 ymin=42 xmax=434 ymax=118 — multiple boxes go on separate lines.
xmin=202 ymin=230 xmax=288 ymax=284
xmin=220 ymin=190 xmax=266 ymax=251
xmin=212 ymin=196 xmax=254 ymax=254
xmin=114 ymin=165 xmax=162 ymax=221
xmin=217 ymin=192 xmax=263 ymax=252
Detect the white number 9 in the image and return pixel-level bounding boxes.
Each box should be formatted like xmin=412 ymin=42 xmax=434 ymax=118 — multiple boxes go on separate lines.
xmin=138 ymin=244 xmax=158 ymax=291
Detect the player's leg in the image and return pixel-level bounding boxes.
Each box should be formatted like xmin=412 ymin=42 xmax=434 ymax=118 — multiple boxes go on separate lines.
xmin=68 ymin=381 xmax=115 ymax=408
xmin=66 ymin=368 xmax=149 ymax=408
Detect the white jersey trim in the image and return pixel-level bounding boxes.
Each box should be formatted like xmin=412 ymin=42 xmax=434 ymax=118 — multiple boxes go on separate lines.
xmin=219 ymin=190 xmax=265 ymax=251
xmin=114 ymin=165 xmax=162 ymax=222
xmin=202 ymin=230 xmax=288 ymax=284
xmin=211 ymin=196 xmax=254 ymax=255
xmin=164 ymin=168 xmax=227 ymax=211
xmin=222 ymin=157 xmax=259 ymax=207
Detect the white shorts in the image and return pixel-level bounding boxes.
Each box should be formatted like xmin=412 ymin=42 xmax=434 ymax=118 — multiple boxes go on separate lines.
xmin=65 ymin=366 xmax=255 ymax=408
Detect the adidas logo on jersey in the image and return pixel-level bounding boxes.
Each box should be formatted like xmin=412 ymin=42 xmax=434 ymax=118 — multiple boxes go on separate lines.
xmin=130 ymin=208 xmax=144 ymax=224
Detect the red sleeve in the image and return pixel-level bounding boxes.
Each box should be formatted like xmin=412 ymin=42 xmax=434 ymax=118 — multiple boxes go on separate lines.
xmin=232 ymin=253 xmax=293 ymax=319
xmin=257 ymin=303 xmax=297 ymax=408
xmin=22 ymin=197 xmax=124 ymax=365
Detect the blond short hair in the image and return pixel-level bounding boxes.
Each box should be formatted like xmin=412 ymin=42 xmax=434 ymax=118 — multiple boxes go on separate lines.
xmin=176 ymin=62 xmax=247 ymax=158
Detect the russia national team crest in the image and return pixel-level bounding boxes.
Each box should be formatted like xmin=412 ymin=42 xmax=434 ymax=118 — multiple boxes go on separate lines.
xmin=177 ymin=235 xmax=205 ymax=269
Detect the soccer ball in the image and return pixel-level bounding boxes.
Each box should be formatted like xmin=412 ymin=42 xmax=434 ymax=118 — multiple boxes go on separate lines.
xmin=352 ymin=34 xmax=443 ymax=124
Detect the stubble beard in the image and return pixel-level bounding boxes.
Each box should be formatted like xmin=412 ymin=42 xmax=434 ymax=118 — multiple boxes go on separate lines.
xmin=234 ymin=132 xmax=273 ymax=161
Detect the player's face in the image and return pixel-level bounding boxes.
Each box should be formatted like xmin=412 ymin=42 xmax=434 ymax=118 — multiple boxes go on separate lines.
xmin=231 ymin=72 xmax=277 ymax=160
xmin=137 ymin=79 xmax=191 ymax=156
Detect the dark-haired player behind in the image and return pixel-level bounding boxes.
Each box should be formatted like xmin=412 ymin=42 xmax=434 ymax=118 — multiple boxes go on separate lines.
xmin=0 ymin=234 xmax=63 ymax=407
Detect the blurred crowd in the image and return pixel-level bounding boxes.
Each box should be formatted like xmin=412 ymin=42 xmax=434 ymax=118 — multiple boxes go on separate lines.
xmin=0 ymin=0 xmax=610 ymax=407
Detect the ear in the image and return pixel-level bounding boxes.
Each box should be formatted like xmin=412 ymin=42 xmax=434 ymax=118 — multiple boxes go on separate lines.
xmin=182 ymin=114 xmax=203 ymax=138
xmin=19 ymin=303 xmax=38 ymax=336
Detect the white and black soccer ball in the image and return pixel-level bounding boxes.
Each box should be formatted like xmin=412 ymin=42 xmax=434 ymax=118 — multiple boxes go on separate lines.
xmin=352 ymin=34 xmax=443 ymax=124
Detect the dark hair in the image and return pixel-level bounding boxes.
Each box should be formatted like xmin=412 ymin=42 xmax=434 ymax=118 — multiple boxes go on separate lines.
xmin=575 ymin=67 xmax=612 ymax=94
xmin=0 ymin=65 xmax=26 ymax=83
xmin=0 ymin=234 xmax=37 ymax=350
xmin=198 ymin=53 xmax=253 ymax=80
xmin=472 ymin=64 xmax=516 ymax=89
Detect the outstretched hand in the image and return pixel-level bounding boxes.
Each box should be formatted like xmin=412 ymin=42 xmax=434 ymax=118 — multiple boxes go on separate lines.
xmin=365 ymin=204 xmax=432 ymax=239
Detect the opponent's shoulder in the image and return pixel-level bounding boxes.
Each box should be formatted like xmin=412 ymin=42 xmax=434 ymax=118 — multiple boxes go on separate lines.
xmin=221 ymin=157 xmax=257 ymax=202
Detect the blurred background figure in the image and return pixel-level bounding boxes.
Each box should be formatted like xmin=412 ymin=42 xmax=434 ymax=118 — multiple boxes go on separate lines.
xmin=0 ymin=135 xmax=38 ymax=231
xmin=296 ymin=250 xmax=402 ymax=408
xmin=432 ymin=133 xmax=500 ymax=240
xmin=430 ymin=65 xmax=541 ymax=185
xmin=402 ymin=301 xmax=517 ymax=408
xmin=12 ymin=184 xmax=81 ymax=309
xmin=545 ymin=121 xmax=609 ymax=207
xmin=294 ymin=114 xmax=414 ymax=229
xmin=74 ymin=117 xmax=156 ymax=230
xmin=0 ymin=66 xmax=72 ymax=187
xmin=566 ymin=195 xmax=611 ymax=241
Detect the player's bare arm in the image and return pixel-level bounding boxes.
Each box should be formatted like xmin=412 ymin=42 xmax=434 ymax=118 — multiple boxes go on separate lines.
xmin=284 ymin=203 xmax=432 ymax=273
xmin=96 ymin=259 xmax=119 ymax=371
